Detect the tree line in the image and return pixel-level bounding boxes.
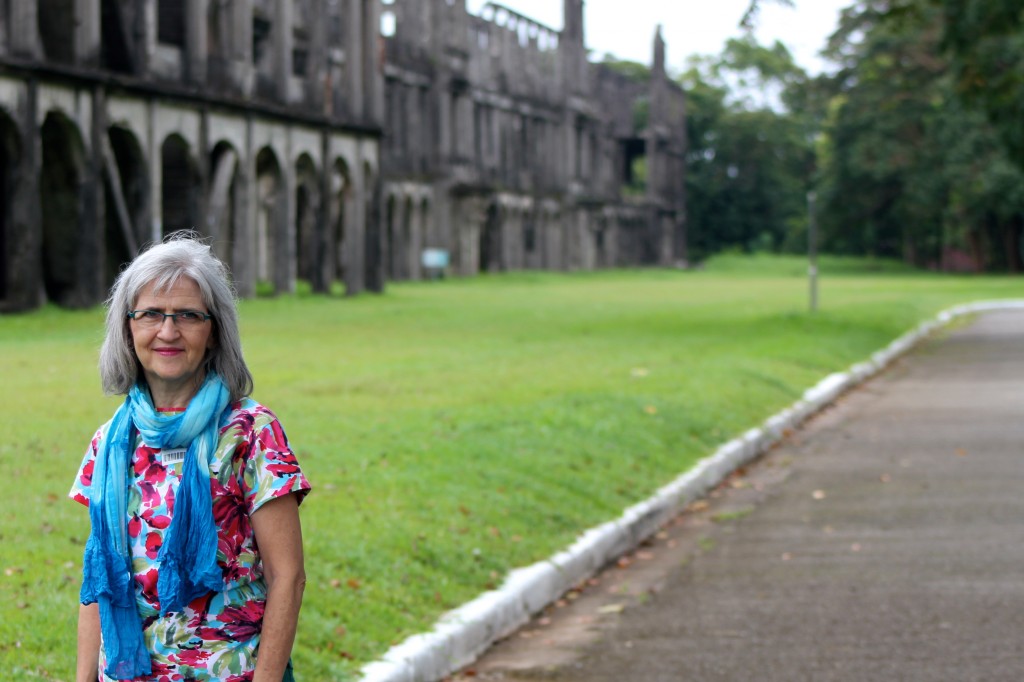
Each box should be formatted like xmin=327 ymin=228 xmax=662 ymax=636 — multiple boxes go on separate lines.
xmin=611 ymin=0 xmax=1024 ymax=271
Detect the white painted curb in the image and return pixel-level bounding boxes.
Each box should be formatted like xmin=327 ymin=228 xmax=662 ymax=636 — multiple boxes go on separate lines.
xmin=358 ymin=301 xmax=1024 ymax=682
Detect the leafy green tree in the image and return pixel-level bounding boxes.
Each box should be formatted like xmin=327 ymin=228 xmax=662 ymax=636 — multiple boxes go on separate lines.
xmin=816 ymin=0 xmax=1024 ymax=270
xmin=940 ymin=0 xmax=1024 ymax=170
xmin=682 ymin=38 xmax=817 ymax=260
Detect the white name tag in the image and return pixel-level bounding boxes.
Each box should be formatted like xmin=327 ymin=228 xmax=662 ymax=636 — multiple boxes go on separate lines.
xmin=161 ymin=448 xmax=187 ymax=465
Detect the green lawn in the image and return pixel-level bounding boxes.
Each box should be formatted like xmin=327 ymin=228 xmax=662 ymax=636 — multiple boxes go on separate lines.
xmin=1 ymin=256 xmax=1020 ymax=680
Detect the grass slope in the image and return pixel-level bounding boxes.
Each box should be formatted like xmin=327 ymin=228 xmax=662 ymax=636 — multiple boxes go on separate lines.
xmin=0 ymin=256 xmax=1019 ymax=679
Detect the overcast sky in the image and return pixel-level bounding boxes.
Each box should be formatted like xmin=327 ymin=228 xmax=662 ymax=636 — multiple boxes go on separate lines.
xmin=464 ymin=0 xmax=851 ymax=75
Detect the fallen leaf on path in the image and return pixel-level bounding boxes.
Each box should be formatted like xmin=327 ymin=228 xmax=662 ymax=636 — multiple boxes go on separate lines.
xmin=956 ymin=448 xmax=968 ymax=457
xmin=812 ymin=490 xmax=827 ymax=500
xmin=599 ymin=603 xmax=626 ymax=614
xmin=880 ymin=473 xmax=891 ymax=483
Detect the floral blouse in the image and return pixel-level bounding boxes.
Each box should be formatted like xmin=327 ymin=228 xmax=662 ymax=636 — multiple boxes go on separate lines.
xmin=70 ymin=399 xmax=311 ymax=682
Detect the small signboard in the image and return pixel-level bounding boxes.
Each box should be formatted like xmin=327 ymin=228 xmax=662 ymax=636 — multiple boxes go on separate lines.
xmin=422 ymin=248 xmax=449 ymax=269
xmin=421 ymin=248 xmax=450 ymax=279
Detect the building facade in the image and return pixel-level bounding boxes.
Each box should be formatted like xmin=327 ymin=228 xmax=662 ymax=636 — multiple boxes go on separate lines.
xmin=0 ymin=0 xmax=685 ymax=312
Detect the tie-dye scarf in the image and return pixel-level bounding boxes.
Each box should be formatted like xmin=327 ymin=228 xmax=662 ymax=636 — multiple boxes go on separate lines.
xmin=80 ymin=373 xmax=230 ymax=679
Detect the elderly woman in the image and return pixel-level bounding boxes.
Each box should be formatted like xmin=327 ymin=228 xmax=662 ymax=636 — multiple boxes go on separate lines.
xmin=70 ymin=235 xmax=310 ymax=682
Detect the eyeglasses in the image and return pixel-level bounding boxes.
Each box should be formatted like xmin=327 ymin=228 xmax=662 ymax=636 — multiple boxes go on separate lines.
xmin=127 ymin=309 xmax=212 ymax=328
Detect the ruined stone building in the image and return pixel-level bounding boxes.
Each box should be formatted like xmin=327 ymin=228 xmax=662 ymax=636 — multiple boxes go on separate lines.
xmin=0 ymin=0 xmax=686 ymax=312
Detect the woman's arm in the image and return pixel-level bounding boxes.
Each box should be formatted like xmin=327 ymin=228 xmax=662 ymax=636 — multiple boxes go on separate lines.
xmin=76 ymin=602 xmax=100 ymax=682
xmin=250 ymin=493 xmax=306 ymax=682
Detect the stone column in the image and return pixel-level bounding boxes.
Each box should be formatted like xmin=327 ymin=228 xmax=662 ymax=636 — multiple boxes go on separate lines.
xmin=276 ymin=154 xmax=295 ymax=292
xmin=346 ymin=0 xmax=365 ymax=121
xmin=307 ymin=0 xmax=327 ymax=111
xmin=186 ymin=0 xmax=208 ymax=85
xmin=8 ymin=0 xmax=41 ymax=58
xmin=362 ymin=0 xmax=383 ymax=124
xmin=141 ymin=0 xmax=157 ymax=77
xmin=4 ymin=81 xmax=42 ymax=310
xmin=345 ymin=163 xmax=364 ymax=295
xmin=274 ymin=0 xmax=293 ymax=102
xmin=75 ymin=0 xmax=101 ymax=66
xmin=232 ymin=118 xmax=257 ymax=298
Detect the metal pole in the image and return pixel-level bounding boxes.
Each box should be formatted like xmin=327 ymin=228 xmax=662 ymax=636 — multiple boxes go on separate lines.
xmin=808 ymin=190 xmax=818 ymax=313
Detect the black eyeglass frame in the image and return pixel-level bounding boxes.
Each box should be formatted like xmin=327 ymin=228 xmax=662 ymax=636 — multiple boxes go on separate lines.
xmin=126 ymin=309 xmax=213 ymax=325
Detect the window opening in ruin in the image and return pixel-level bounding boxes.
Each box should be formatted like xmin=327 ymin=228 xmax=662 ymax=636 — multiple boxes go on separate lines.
xmin=158 ymin=0 xmax=186 ymax=47
xmin=380 ymin=11 xmax=396 ymax=38
xmin=252 ymin=15 xmax=272 ymax=64
xmin=327 ymin=0 xmax=343 ymax=46
xmin=101 ymin=0 xmax=136 ymax=72
xmin=292 ymin=47 xmax=309 ymax=76
xmin=38 ymin=0 xmax=75 ymax=63
xmin=40 ymin=113 xmax=83 ymax=306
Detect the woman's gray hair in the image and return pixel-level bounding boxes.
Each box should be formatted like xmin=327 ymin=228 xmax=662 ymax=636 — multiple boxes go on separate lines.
xmin=99 ymin=232 xmax=254 ymax=402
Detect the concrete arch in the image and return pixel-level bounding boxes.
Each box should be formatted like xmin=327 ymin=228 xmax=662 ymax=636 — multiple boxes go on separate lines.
xmin=329 ymin=157 xmax=353 ymax=290
xmin=294 ymin=152 xmax=320 ymax=285
xmin=207 ymin=140 xmax=244 ymax=274
xmin=40 ymin=110 xmax=90 ymax=306
xmin=255 ymin=146 xmax=286 ymax=293
xmin=104 ymin=124 xmax=150 ymax=285
xmin=290 ymin=129 xmax=322 ymax=172
xmin=160 ymin=133 xmax=201 ymax=237
xmin=153 ymin=106 xmax=202 ymax=155
xmin=0 ymin=109 xmax=21 ymax=307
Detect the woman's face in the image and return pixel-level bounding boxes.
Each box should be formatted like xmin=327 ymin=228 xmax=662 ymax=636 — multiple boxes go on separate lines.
xmin=130 ymin=277 xmax=215 ymax=403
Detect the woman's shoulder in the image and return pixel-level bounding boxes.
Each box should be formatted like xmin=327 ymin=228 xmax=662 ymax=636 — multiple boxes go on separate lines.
xmin=223 ymin=398 xmax=284 ymax=434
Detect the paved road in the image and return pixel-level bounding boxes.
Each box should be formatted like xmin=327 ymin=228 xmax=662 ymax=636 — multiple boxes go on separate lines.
xmin=460 ymin=310 xmax=1024 ymax=682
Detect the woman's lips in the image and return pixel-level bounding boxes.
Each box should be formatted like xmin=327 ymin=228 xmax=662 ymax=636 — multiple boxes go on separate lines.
xmin=154 ymin=348 xmax=183 ymax=356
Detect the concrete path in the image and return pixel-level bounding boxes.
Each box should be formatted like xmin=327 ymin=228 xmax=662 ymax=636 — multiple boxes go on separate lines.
xmin=457 ymin=309 xmax=1024 ymax=682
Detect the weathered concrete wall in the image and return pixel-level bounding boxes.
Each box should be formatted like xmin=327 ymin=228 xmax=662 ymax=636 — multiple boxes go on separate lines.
xmin=0 ymin=0 xmax=686 ymax=312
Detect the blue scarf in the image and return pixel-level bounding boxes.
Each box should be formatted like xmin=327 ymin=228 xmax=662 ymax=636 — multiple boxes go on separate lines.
xmin=80 ymin=373 xmax=231 ymax=680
